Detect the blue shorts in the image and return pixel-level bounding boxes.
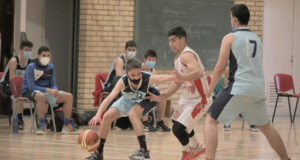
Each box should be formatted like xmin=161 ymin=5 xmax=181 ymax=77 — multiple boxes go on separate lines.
xmin=111 ymin=96 xmax=138 ymax=117
xmin=207 ymin=83 xmax=269 ymax=126
xmin=22 ymin=90 xmax=63 ymax=107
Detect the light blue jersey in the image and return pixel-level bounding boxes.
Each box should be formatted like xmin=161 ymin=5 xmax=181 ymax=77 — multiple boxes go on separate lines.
xmin=229 ymin=29 xmax=265 ymax=98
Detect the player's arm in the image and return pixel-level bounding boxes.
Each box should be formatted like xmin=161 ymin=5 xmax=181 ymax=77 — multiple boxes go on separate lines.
xmin=149 ymin=74 xmax=176 ymax=84
xmin=176 ymin=51 xmax=203 ymax=81
xmin=8 ymin=57 xmax=17 ymax=80
xmin=147 ymin=81 xmax=181 ymax=102
xmin=114 ymin=58 xmax=125 ymax=76
xmin=207 ymin=33 xmax=234 ymax=97
xmin=96 ymin=79 xmax=124 ymax=116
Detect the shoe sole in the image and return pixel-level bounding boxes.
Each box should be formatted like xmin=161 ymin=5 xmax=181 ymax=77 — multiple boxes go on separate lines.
xmin=129 ymin=156 xmax=150 ymax=160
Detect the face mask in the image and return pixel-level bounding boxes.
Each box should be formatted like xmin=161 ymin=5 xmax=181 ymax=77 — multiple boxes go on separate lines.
xmin=232 ymin=27 xmax=236 ymax=32
xmin=40 ymin=57 xmax=50 ymax=66
xmin=127 ymin=51 xmax=136 ymax=58
xmin=146 ymin=61 xmax=156 ymax=69
xmin=23 ymin=51 xmax=32 ymax=59
xmin=129 ymin=76 xmax=141 ymax=85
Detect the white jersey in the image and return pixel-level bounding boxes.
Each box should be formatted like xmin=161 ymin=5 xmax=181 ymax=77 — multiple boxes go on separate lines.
xmin=174 ymin=46 xmax=209 ymax=100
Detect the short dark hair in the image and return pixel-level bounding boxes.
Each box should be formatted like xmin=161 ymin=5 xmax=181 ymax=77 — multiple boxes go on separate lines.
xmin=38 ymin=46 xmax=50 ymax=55
xmin=230 ymin=4 xmax=250 ymax=25
xmin=126 ymin=58 xmax=142 ymax=71
xmin=167 ymin=26 xmax=187 ymax=39
xmin=144 ymin=49 xmax=157 ymax=59
xmin=20 ymin=41 xmax=33 ymax=49
xmin=125 ymin=40 xmax=137 ymax=49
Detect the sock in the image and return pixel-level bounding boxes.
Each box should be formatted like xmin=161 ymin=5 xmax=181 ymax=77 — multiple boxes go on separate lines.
xmin=189 ymin=130 xmax=199 ymax=149
xmin=18 ymin=113 xmax=23 ymax=120
xmin=39 ymin=118 xmax=46 ymax=129
xmin=183 ymin=144 xmax=191 ymax=152
xmin=137 ymin=135 xmax=147 ymax=151
xmin=64 ymin=118 xmax=71 ymax=126
xmin=97 ymin=138 xmax=106 ymax=154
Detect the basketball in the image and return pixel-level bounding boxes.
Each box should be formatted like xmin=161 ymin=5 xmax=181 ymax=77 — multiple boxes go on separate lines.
xmin=77 ymin=130 xmax=100 ymax=152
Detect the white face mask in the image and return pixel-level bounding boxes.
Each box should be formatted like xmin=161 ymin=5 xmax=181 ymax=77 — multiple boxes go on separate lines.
xmin=126 ymin=51 xmax=136 ymax=58
xmin=40 ymin=57 xmax=50 ymax=66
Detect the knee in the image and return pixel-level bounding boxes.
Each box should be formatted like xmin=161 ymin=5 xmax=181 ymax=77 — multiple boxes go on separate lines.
xmin=205 ymin=113 xmax=218 ymax=125
xmin=62 ymin=92 xmax=73 ymax=101
xmin=65 ymin=92 xmax=73 ymax=100
xmin=102 ymin=113 xmax=113 ymax=124
xmin=128 ymin=106 xmax=142 ymax=119
xmin=172 ymin=121 xmax=186 ymax=136
xmin=172 ymin=121 xmax=189 ymax=145
xmin=34 ymin=92 xmax=46 ymax=102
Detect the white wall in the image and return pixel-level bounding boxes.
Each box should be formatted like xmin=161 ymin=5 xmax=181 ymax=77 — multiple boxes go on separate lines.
xmin=263 ymin=0 xmax=300 ymax=116
xmin=25 ymin=0 xmax=46 ymax=57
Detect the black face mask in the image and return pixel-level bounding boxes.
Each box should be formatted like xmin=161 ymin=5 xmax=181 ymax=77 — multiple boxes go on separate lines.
xmin=129 ymin=77 xmax=141 ymax=85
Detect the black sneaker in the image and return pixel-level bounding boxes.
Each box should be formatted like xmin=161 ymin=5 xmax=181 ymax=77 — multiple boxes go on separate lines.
xmin=249 ymin=125 xmax=259 ymax=132
xmin=84 ymin=151 xmax=103 ymax=160
xmin=144 ymin=121 xmax=157 ymax=132
xmin=223 ymin=125 xmax=231 ymax=131
xmin=156 ymin=121 xmax=171 ymax=132
xmin=18 ymin=118 xmax=24 ymax=130
xmin=129 ymin=149 xmax=150 ymax=160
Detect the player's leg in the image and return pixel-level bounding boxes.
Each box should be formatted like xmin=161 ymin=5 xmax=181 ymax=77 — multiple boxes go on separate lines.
xmin=128 ymin=103 xmax=150 ymax=160
xmin=242 ymin=97 xmax=290 ymax=160
xmin=205 ymin=85 xmax=236 ymax=160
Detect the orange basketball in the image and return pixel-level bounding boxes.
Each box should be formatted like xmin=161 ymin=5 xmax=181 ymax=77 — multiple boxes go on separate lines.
xmin=77 ymin=130 xmax=100 ymax=152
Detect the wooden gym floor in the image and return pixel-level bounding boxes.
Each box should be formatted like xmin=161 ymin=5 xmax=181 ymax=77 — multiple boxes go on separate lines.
xmin=0 ymin=116 xmax=299 ymax=160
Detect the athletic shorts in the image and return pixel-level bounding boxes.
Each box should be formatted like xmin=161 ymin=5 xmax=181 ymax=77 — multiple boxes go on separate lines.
xmin=172 ymin=96 xmax=212 ymax=132
xmin=207 ymin=83 xmax=269 ymax=126
xmin=139 ymin=87 xmax=160 ymax=115
xmin=22 ymin=90 xmax=63 ymax=107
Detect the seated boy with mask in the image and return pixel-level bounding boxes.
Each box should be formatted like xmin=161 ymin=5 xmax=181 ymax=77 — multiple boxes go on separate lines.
xmin=22 ymin=46 xmax=78 ymax=135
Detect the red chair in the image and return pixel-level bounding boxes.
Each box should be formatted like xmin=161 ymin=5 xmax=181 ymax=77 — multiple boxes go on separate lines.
xmin=272 ymin=73 xmax=300 ymax=123
xmin=10 ymin=76 xmax=57 ymax=133
xmin=92 ymin=72 xmax=109 ymax=107
xmin=10 ymin=76 xmax=35 ymax=132
xmin=0 ymin=72 xmax=12 ymax=125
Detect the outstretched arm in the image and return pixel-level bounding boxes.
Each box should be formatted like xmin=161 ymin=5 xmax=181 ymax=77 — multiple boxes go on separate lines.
xmin=207 ymin=33 xmax=234 ymax=97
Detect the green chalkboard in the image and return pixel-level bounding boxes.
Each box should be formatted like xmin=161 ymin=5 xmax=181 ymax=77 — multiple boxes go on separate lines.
xmin=134 ymin=0 xmax=233 ymax=70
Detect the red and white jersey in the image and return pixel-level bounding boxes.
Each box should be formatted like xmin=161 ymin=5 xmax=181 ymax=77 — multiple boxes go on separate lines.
xmin=174 ymin=46 xmax=209 ymax=101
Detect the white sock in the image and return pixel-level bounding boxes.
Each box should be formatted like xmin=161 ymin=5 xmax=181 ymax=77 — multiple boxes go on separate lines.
xmin=189 ymin=135 xmax=199 ymax=149
xmin=182 ymin=143 xmax=191 ymax=152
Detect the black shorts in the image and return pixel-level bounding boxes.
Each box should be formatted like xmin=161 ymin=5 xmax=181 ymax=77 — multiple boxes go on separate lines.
xmin=22 ymin=90 xmax=37 ymax=100
xmin=207 ymin=82 xmax=233 ymax=120
xmin=139 ymin=87 xmax=160 ymax=115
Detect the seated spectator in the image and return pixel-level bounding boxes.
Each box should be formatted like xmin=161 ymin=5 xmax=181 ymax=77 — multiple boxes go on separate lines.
xmin=0 ymin=40 xmax=33 ymax=130
xmin=21 ymin=46 xmax=78 ymax=135
xmin=104 ymin=40 xmax=137 ymax=93
xmin=141 ymin=49 xmax=170 ymax=132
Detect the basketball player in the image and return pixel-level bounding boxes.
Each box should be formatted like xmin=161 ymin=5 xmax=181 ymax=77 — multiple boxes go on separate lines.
xmin=84 ymin=58 xmax=175 ymax=160
xmin=147 ymin=26 xmax=210 ymax=160
xmin=204 ymin=4 xmax=291 ymax=160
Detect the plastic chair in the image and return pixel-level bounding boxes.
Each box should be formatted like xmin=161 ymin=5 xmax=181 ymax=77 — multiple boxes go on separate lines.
xmin=10 ymin=76 xmax=57 ymax=133
xmin=10 ymin=76 xmax=35 ymax=132
xmin=272 ymin=73 xmax=300 ymax=123
xmin=92 ymin=72 xmax=109 ymax=107
xmin=0 ymin=72 xmax=12 ymax=125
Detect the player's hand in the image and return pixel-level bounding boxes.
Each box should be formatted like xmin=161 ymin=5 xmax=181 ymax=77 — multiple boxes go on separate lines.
xmin=146 ymin=92 xmax=163 ymax=102
xmin=185 ymin=81 xmax=195 ymax=94
xmin=88 ymin=114 xmax=102 ymax=128
xmin=48 ymin=89 xmax=59 ymax=97
xmin=171 ymin=70 xmax=183 ymax=83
